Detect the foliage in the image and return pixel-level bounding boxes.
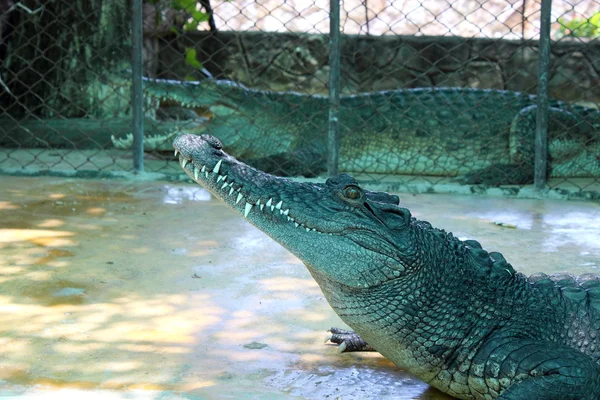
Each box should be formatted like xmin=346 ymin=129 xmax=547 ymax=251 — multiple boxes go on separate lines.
xmin=148 ymin=1 xmax=209 ymax=71
xmin=172 ymin=0 xmax=210 ymax=32
xmin=556 ymin=12 xmax=600 ymax=39
xmin=185 ymin=48 xmax=203 ymax=70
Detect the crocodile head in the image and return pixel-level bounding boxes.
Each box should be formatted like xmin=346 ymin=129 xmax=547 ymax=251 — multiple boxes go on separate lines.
xmin=172 ymin=134 xmax=426 ymax=289
xmin=144 ymin=78 xmax=243 ymax=109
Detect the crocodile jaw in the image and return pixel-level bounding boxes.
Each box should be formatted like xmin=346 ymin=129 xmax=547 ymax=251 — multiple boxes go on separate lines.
xmin=172 ymin=134 xmax=334 ymax=236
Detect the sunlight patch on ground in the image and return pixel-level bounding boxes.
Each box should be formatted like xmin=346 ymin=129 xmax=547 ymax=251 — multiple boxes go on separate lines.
xmin=0 ymin=229 xmax=74 ymax=244
xmin=0 ymin=201 xmax=19 ymax=210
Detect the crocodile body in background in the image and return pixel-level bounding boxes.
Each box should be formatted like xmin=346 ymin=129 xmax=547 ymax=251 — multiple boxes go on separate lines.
xmin=113 ymin=78 xmax=600 ymax=185
xmin=173 ymin=134 xmax=600 ymax=399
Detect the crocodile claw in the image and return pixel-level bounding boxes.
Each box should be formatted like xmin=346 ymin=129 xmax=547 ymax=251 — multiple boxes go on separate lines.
xmin=325 ymin=327 xmax=377 ymax=353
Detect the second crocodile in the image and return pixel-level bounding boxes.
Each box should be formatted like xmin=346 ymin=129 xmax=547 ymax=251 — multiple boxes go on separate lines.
xmin=114 ymin=78 xmax=600 ymax=184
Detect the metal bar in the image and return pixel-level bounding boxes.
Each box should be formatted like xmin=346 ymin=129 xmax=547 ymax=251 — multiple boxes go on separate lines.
xmin=131 ymin=0 xmax=144 ymax=173
xmin=327 ymin=0 xmax=341 ymax=177
xmin=534 ymin=0 xmax=552 ymax=190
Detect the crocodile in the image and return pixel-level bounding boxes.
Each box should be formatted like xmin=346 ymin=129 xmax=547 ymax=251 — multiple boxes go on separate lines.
xmin=173 ymin=133 xmax=600 ymax=399
xmin=115 ymin=78 xmax=600 ymax=184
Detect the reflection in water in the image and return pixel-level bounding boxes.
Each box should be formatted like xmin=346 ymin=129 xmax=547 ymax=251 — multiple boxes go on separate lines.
xmin=161 ymin=186 xmax=211 ymax=204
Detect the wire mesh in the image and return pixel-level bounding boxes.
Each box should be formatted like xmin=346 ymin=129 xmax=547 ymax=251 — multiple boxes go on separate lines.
xmin=0 ymin=1 xmax=135 ymax=175
xmin=0 ymin=0 xmax=599 ymax=199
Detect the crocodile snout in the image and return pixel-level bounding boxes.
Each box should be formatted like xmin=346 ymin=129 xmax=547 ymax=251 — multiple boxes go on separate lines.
xmin=173 ymin=134 xmax=224 ymax=159
xmin=201 ymin=134 xmax=222 ymax=150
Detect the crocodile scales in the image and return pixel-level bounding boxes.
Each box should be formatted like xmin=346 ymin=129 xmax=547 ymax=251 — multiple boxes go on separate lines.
xmin=173 ymin=133 xmax=600 ymax=399
xmin=112 ymin=78 xmax=600 ymax=184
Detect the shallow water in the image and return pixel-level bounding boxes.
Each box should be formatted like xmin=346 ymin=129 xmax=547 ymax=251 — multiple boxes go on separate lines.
xmin=0 ymin=176 xmax=598 ymax=399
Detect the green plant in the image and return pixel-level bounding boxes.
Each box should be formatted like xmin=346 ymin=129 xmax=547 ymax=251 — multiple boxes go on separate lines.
xmin=184 ymin=47 xmax=203 ymax=70
xmin=148 ymin=0 xmax=210 ymax=73
xmin=557 ymin=12 xmax=600 ymax=39
xmin=171 ymin=0 xmax=210 ymax=32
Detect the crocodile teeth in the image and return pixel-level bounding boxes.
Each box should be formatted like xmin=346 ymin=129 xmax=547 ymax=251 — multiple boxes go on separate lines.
xmin=306 ymin=228 xmax=310 ymax=232
xmin=205 ymin=171 xmax=209 ymax=178
xmin=275 ymin=201 xmax=283 ymax=210
xmin=287 ymin=216 xmax=292 ymax=221
xmin=283 ymin=209 xmax=289 ymax=216
xmin=229 ymin=187 xmax=235 ymax=196
xmin=236 ymin=193 xmax=244 ymax=204
xmin=213 ymin=160 xmax=222 ymax=174
xmin=174 ymin=149 xmax=178 ymax=157
xmin=221 ymin=182 xmax=228 ymax=190
xmin=181 ymin=159 xmax=188 ymax=168
xmin=244 ymin=202 xmax=252 ymax=217
xmin=266 ymin=198 xmax=273 ymax=207
xmin=201 ymin=165 xmax=206 ymax=173
xmin=217 ymin=174 xmax=227 ymax=183
xmin=193 ymin=167 xmax=199 ymax=180
xmin=294 ymin=223 xmax=299 ymax=228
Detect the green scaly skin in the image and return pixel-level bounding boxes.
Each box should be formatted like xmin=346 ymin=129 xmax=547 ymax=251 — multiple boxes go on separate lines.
xmin=173 ymin=133 xmax=600 ymax=399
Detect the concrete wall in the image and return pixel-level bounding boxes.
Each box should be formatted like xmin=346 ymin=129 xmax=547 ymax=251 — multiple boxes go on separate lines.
xmin=154 ymin=31 xmax=600 ymax=104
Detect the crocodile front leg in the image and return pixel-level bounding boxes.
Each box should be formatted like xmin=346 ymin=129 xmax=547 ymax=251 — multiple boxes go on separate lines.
xmin=326 ymin=327 xmax=377 ymax=352
xmin=458 ymin=105 xmax=593 ymax=186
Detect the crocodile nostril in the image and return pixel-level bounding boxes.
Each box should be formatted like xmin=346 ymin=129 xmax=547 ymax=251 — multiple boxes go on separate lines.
xmin=201 ymin=134 xmax=223 ymax=150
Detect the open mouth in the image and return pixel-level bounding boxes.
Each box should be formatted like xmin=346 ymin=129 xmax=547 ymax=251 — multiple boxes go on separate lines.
xmin=172 ymin=134 xmax=332 ymax=235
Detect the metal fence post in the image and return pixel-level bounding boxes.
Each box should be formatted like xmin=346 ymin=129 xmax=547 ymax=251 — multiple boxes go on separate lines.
xmin=534 ymin=0 xmax=552 ymax=190
xmin=327 ymin=0 xmax=341 ymax=177
xmin=131 ymin=0 xmax=144 ymax=173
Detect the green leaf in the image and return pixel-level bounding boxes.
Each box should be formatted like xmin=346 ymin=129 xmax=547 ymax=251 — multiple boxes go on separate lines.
xmin=185 ymin=48 xmax=203 ymax=70
xmin=184 ymin=20 xmax=198 ymax=32
xmin=172 ymin=0 xmax=197 ymax=14
xmin=191 ymin=10 xmax=210 ymax=23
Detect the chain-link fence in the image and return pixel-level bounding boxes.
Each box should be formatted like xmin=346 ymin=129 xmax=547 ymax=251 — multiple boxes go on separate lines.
xmin=1 ymin=0 xmax=599 ymax=200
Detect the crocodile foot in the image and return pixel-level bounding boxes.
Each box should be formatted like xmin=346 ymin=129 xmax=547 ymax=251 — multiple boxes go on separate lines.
xmin=456 ymin=163 xmax=534 ymax=186
xmin=325 ymin=327 xmax=376 ymax=352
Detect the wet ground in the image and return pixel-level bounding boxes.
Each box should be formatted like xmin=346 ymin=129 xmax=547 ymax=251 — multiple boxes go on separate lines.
xmin=0 ymin=176 xmax=599 ymax=400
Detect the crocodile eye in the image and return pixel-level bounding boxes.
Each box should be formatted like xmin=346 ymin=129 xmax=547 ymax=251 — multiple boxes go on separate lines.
xmin=344 ymin=185 xmax=362 ymax=200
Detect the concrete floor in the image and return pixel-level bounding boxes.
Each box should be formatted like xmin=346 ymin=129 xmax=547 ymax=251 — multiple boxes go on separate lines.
xmin=0 ymin=176 xmax=599 ymax=400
